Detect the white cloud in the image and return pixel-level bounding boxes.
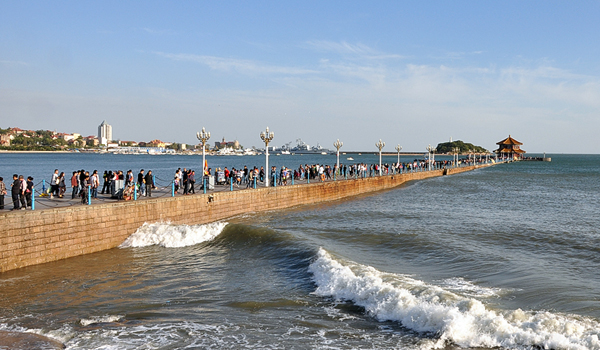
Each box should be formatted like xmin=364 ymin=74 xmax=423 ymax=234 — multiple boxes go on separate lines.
xmin=303 ymin=40 xmax=406 ymax=60
xmin=154 ymin=52 xmax=317 ymax=75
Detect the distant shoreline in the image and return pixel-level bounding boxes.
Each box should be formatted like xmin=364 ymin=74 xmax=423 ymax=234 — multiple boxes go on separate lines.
xmin=0 ymin=150 xmax=442 ymax=156
xmin=0 ymin=150 xmax=73 ymax=154
xmin=0 ymin=149 xmax=557 ymax=156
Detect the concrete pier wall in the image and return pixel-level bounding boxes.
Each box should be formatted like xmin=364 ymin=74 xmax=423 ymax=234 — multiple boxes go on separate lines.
xmin=0 ymin=164 xmax=491 ymax=272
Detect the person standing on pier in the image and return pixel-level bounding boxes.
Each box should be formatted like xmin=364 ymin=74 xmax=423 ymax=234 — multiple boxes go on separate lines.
xmin=50 ymin=169 xmax=59 ymax=199
xmin=137 ymin=169 xmax=145 ymax=196
xmin=189 ymin=170 xmax=196 ymax=194
xmin=18 ymin=175 xmax=27 ymax=209
xmin=81 ymin=172 xmax=90 ymax=204
xmin=182 ymin=168 xmax=189 ymax=195
xmin=0 ymin=177 xmax=6 ymax=210
xmin=11 ymin=174 xmax=21 ymax=210
xmin=71 ymin=171 xmax=79 ymax=199
xmin=100 ymin=171 xmax=109 ymax=194
xmin=26 ymin=176 xmax=34 ymax=208
xmin=91 ymin=171 xmax=99 ymax=199
xmin=144 ymin=170 xmax=153 ymax=197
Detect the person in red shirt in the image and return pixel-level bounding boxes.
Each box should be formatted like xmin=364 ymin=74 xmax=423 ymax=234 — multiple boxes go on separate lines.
xmin=71 ymin=171 xmax=79 ymax=199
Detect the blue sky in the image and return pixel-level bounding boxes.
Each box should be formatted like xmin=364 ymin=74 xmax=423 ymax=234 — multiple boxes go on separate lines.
xmin=1 ymin=1 xmax=599 ymax=152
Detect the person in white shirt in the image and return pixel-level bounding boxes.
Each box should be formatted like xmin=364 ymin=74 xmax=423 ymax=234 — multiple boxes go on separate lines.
xmin=50 ymin=169 xmax=59 ymax=199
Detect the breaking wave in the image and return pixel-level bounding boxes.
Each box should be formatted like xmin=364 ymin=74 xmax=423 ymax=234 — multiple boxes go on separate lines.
xmin=119 ymin=222 xmax=228 ymax=248
xmin=308 ymin=248 xmax=600 ymax=350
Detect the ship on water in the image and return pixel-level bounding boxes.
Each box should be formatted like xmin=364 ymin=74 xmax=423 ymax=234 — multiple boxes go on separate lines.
xmin=278 ymin=138 xmax=332 ymax=155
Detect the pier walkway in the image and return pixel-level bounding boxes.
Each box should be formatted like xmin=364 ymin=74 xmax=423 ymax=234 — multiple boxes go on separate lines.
xmin=3 ymin=160 xmax=508 ymax=212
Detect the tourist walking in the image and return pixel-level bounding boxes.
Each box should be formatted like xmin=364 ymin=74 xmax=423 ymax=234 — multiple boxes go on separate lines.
xmin=58 ymin=172 xmax=66 ymax=198
xmin=0 ymin=177 xmax=5 ymax=210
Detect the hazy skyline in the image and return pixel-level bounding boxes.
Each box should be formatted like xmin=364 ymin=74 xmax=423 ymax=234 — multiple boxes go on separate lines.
xmin=1 ymin=1 xmax=599 ymax=153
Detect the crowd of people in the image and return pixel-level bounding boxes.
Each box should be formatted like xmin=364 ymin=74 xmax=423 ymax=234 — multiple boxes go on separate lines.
xmin=1 ymin=157 xmax=494 ymax=210
xmin=0 ymin=175 xmax=34 ymax=211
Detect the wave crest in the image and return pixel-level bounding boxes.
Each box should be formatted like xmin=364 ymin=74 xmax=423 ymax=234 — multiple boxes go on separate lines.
xmin=119 ymin=222 xmax=228 ymax=248
xmin=308 ymin=248 xmax=600 ymax=350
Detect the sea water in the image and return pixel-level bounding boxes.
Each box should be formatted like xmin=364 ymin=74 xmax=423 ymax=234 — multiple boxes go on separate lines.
xmin=0 ymin=154 xmax=599 ymax=349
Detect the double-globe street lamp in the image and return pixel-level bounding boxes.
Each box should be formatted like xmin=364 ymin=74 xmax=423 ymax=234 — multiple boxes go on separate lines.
xmin=196 ymin=127 xmax=211 ymax=176
xmin=426 ymin=144 xmax=435 ymax=171
xmin=260 ymin=127 xmax=274 ymax=187
xmin=395 ymin=144 xmax=402 ymax=166
xmin=333 ymin=139 xmax=343 ymax=172
xmin=376 ymin=139 xmax=385 ymax=176
xmin=453 ymin=147 xmax=460 ymax=168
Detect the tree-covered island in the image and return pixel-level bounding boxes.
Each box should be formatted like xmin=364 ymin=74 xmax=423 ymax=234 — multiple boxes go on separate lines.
xmin=435 ymin=140 xmax=488 ymax=154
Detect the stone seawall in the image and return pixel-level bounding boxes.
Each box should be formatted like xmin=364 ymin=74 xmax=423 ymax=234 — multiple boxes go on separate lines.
xmin=0 ymin=164 xmax=491 ymax=272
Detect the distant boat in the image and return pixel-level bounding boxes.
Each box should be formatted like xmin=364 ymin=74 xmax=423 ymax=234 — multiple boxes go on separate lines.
xmin=347 ymin=157 xmax=354 ymax=161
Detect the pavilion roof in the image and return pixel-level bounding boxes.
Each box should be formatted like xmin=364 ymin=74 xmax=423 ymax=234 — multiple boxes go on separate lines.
xmin=498 ymin=148 xmax=526 ymax=153
xmin=496 ymin=135 xmax=523 ymax=145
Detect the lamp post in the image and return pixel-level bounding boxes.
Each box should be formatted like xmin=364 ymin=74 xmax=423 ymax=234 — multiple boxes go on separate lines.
xmin=333 ymin=139 xmax=343 ymax=177
xmin=426 ymin=144 xmax=434 ymax=171
xmin=196 ymin=127 xmax=211 ymax=176
xmin=395 ymin=144 xmax=402 ymax=166
xmin=453 ymin=147 xmax=460 ymax=168
xmin=260 ymin=127 xmax=274 ymax=187
xmin=375 ymin=139 xmax=385 ymax=176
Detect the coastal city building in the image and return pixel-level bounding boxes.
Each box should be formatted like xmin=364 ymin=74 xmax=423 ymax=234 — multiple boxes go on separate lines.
xmin=98 ymin=120 xmax=112 ymax=146
xmin=214 ymin=137 xmax=241 ymax=150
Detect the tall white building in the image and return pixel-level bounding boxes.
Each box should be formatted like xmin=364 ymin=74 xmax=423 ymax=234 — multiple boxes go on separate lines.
xmin=98 ymin=120 xmax=112 ymax=146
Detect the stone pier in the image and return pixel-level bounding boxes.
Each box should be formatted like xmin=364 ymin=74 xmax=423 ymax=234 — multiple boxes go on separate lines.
xmin=1 ymin=163 xmax=495 ymax=272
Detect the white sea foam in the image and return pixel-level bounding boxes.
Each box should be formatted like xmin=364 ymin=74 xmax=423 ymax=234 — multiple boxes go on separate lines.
xmin=308 ymin=248 xmax=600 ymax=350
xmin=119 ymin=222 xmax=228 ymax=248
xmin=80 ymin=315 xmax=124 ymax=326
xmin=439 ymin=277 xmax=504 ymax=298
